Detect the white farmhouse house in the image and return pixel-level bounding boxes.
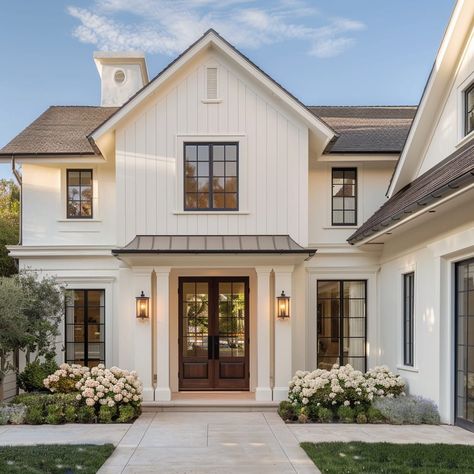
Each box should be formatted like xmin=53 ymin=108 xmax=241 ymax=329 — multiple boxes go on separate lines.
xmin=1 ymin=0 xmax=474 ymax=429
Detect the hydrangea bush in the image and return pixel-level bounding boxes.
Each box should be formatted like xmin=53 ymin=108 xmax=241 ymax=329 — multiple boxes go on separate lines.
xmin=288 ymin=364 xmax=405 ymax=411
xmin=43 ymin=363 xmax=90 ymax=393
xmin=75 ymin=364 xmax=142 ymax=410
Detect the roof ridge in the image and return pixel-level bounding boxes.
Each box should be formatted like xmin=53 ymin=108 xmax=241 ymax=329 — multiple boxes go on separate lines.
xmin=48 ymin=105 xmax=119 ymax=109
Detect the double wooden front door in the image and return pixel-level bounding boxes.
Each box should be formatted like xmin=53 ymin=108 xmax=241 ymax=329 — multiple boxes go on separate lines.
xmin=179 ymin=277 xmax=249 ymax=390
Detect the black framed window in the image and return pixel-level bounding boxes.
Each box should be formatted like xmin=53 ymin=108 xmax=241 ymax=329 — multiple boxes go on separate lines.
xmin=317 ymin=280 xmax=367 ymax=372
xmin=465 ymin=84 xmax=474 ymax=136
xmin=332 ymin=168 xmax=357 ymax=226
xmin=184 ymin=143 xmax=238 ymax=211
xmin=403 ymin=272 xmax=415 ymax=367
xmin=67 ymin=169 xmax=93 ymax=218
xmin=65 ymin=289 xmax=105 ymax=367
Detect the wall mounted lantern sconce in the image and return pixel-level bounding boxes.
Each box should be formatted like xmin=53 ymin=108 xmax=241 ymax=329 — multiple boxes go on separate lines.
xmin=277 ymin=290 xmax=290 ymax=319
xmin=136 ymin=291 xmax=150 ymax=319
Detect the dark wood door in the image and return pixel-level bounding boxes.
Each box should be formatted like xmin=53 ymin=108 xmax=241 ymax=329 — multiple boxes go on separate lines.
xmin=179 ymin=277 xmax=249 ymax=390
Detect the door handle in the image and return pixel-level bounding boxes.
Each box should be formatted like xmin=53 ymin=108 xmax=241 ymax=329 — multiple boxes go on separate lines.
xmin=208 ymin=335 xmax=214 ymax=360
xmin=214 ymin=335 xmax=219 ymax=360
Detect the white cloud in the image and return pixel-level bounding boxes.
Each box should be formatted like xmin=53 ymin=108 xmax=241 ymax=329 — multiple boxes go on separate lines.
xmin=67 ymin=0 xmax=365 ymax=58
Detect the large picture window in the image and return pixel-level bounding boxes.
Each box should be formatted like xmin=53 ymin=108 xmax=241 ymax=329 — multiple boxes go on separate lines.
xmin=65 ymin=289 xmax=105 ymax=367
xmin=465 ymin=84 xmax=474 ymax=136
xmin=403 ymin=272 xmax=415 ymax=367
xmin=317 ymin=280 xmax=367 ymax=372
xmin=332 ymin=168 xmax=357 ymax=226
xmin=67 ymin=169 xmax=93 ymax=218
xmin=184 ymin=143 xmax=238 ymax=211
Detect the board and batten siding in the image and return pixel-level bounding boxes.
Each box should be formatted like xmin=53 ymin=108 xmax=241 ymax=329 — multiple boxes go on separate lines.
xmin=115 ymin=51 xmax=309 ymax=247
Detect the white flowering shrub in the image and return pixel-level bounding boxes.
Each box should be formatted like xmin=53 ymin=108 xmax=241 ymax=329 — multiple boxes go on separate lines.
xmin=75 ymin=365 xmax=143 ymax=410
xmin=288 ymin=364 xmax=405 ymax=410
xmin=43 ymin=363 xmax=90 ymax=393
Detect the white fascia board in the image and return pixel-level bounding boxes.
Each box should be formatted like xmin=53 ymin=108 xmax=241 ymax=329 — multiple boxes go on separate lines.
xmin=318 ymin=153 xmax=399 ymax=163
xmin=12 ymin=155 xmax=106 ymax=164
xmin=387 ymin=0 xmax=472 ymax=197
xmin=7 ymin=245 xmax=114 ymax=258
xmin=90 ymin=31 xmax=336 ymax=144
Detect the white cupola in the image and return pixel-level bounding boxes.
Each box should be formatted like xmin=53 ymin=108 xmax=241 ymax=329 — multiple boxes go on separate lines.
xmin=93 ymin=52 xmax=149 ymax=107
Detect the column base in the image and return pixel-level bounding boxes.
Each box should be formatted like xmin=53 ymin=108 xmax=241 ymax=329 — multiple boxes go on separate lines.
xmin=273 ymin=387 xmax=289 ymax=402
xmin=142 ymin=387 xmax=154 ymax=402
xmin=255 ymin=387 xmax=273 ymax=401
xmin=155 ymin=387 xmax=172 ymax=401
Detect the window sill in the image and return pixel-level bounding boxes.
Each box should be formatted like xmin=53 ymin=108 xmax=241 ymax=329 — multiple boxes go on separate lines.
xmin=323 ymin=225 xmax=358 ymax=229
xmin=173 ymin=210 xmax=250 ymax=215
xmin=396 ymin=365 xmax=419 ymax=374
xmin=456 ymin=130 xmax=474 ymax=149
xmin=201 ymin=99 xmax=223 ymax=104
xmin=57 ymin=218 xmax=102 ymax=223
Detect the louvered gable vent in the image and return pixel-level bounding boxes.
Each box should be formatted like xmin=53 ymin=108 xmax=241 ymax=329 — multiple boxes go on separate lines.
xmin=207 ymin=67 xmax=218 ymax=99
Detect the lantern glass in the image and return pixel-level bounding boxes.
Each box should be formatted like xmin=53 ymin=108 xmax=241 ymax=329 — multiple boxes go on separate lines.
xmin=136 ymin=291 xmax=150 ymax=319
xmin=277 ymin=291 xmax=290 ymax=318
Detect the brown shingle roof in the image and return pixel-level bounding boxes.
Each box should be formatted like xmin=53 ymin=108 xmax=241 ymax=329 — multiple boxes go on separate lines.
xmin=0 ymin=106 xmax=118 ymax=156
xmin=309 ymin=106 xmax=417 ymax=153
xmin=348 ymin=140 xmax=474 ymax=244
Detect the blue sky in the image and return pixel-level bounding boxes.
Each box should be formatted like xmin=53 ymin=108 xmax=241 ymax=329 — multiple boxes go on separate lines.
xmin=0 ymin=0 xmax=454 ymax=179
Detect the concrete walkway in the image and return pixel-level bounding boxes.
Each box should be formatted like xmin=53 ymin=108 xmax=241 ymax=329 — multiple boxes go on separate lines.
xmin=2 ymin=413 xmax=474 ymax=473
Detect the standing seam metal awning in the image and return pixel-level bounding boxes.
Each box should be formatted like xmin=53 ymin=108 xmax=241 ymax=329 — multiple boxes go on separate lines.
xmin=112 ymin=235 xmax=315 ymax=256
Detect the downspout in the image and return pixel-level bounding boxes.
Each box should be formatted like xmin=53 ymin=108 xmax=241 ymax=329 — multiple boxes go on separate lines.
xmin=11 ymin=156 xmax=22 ymax=245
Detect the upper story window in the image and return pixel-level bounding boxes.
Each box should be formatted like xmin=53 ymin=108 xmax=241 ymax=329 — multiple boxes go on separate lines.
xmin=67 ymin=169 xmax=93 ymax=218
xmin=465 ymin=83 xmax=474 ymax=136
xmin=184 ymin=143 xmax=238 ymax=211
xmin=331 ymin=168 xmax=357 ymax=226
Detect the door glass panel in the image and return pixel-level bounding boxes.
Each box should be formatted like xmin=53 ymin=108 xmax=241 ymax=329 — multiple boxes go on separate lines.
xmin=218 ymin=281 xmax=246 ymax=358
xmin=457 ymin=259 xmax=474 ymax=426
xmin=182 ymin=281 xmax=209 ymax=357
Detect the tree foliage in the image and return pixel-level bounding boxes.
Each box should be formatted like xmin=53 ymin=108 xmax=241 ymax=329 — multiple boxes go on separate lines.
xmin=0 ymin=179 xmax=20 ymax=277
xmin=0 ymin=272 xmax=65 ymax=384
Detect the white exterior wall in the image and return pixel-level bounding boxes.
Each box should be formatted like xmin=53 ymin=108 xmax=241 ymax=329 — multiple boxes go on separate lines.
xmin=115 ymin=50 xmax=309 ymax=247
xmin=22 ymin=160 xmax=116 ymax=246
xmin=417 ymin=30 xmax=474 ymax=175
xmin=308 ymin=161 xmax=394 ymax=246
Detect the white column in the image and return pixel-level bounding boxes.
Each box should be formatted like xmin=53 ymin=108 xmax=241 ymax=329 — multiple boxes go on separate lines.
xmin=133 ymin=268 xmax=153 ymax=401
xmin=155 ymin=266 xmax=172 ymax=401
xmin=273 ymin=265 xmax=294 ymax=402
xmin=117 ymin=264 xmax=134 ymax=370
xmin=255 ymin=267 xmax=273 ymax=401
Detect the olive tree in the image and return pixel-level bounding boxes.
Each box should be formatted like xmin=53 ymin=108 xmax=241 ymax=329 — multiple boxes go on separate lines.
xmin=0 ymin=272 xmax=65 ymax=385
xmin=0 ymin=277 xmax=26 ymax=385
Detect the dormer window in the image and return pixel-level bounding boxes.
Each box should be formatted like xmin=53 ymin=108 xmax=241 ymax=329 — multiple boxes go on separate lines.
xmin=465 ymin=84 xmax=474 ymax=136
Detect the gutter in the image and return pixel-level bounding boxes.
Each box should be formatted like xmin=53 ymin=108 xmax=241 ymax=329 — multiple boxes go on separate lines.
xmin=11 ymin=156 xmax=22 ymax=245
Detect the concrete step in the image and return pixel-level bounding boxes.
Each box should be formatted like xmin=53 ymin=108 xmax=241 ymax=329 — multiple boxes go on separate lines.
xmin=142 ymin=400 xmax=279 ymax=412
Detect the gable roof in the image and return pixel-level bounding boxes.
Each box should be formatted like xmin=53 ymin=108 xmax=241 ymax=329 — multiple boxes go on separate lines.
xmin=348 ymin=139 xmax=474 ymax=244
xmin=0 ymin=106 xmax=117 ymax=156
xmin=89 ymin=29 xmax=336 ymax=146
xmin=310 ymin=106 xmax=416 ymax=153
xmin=387 ymin=0 xmax=474 ymax=196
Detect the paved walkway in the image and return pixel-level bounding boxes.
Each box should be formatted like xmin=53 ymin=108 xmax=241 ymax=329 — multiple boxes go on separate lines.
xmin=2 ymin=413 xmax=474 ymax=473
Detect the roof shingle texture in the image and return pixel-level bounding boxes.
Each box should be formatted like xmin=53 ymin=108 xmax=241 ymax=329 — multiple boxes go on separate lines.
xmin=0 ymin=105 xmax=417 ymax=156
xmin=0 ymin=106 xmax=118 ymax=155
xmin=348 ymin=140 xmax=474 ymax=244
xmin=310 ymin=106 xmax=417 ymax=153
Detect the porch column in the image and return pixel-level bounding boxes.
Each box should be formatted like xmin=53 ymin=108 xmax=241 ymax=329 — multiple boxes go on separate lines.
xmin=133 ymin=267 xmax=153 ymax=401
xmin=155 ymin=266 xmax=172 ymax=401
xmin=273 ymin=265 xmax=294 ymax=401
xmin=255 ymin=267 xmax=273 ymax=401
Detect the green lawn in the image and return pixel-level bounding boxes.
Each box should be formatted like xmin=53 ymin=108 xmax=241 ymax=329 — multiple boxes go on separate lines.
xmin=0 ymin=444 xmax=114 ymax=474
xmin=301 ymin=442 xmax=474 ymax=473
